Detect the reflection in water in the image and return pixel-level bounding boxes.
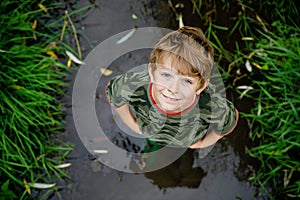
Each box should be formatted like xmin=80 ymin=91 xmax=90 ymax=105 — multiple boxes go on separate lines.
xmin=144 ymin=149 xmax=207 ymax=190
xmin=110 ymin=132 xmax=208 ymax=189
xmin=107 ymin=131 xmax=208 ymax=187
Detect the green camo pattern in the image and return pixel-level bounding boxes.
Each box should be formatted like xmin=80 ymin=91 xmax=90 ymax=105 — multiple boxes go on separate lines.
xmin=106 ymin=67 xmax=237 ymax=147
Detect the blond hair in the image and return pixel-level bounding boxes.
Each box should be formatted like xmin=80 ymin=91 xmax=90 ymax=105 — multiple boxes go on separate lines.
xmin=149 ymin=26 xmax=214 ymax=88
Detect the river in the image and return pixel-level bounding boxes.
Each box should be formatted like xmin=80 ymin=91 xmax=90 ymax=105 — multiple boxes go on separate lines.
xmin=58 ymin=0 xmax=260 ymax=199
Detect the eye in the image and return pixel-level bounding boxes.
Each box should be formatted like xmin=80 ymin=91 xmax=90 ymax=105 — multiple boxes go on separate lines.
xmin=183 ymin=79 xmax=193 ymax=85
xmin=161 ymin=72 xmax=171 ymax=78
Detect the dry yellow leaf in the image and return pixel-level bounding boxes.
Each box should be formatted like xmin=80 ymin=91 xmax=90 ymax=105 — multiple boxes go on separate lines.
xmin=99 ymin=67 xmax=113 ymax=76
xmin=38 ymin=3 xmax=48 ymax=13
xmin=67 ymin=58 xmax=72 ymax=68
xmin=46 ymin=51 xmax=58 ymax=60
xmin=23 ymin=179 xmax=31 ymax=194
xmin=32 ymin=19 xmax=37 ymax=30
xmin=252 ymin=62 xmax=262 ymax=69
xmin=242 ymin=37 xmax=254 ymax=40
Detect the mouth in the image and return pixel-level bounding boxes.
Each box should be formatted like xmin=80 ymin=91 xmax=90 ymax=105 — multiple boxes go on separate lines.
xmin=162 ymin=94 xmax=180 ymax=103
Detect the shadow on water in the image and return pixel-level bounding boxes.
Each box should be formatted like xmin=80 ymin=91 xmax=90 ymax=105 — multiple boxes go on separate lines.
xmin=58 ymin=0 xmax=262 ymax=199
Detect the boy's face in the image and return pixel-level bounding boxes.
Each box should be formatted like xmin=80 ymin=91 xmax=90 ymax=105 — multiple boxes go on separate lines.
xmin=148 ymin=58 xmax=208 ymax=113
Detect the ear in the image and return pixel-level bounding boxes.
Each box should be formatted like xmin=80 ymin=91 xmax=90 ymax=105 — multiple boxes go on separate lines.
xmin=195 ymin=79 xmax=209 ymax=95
xmin=148 ymin=63 xmax=154 ymax=83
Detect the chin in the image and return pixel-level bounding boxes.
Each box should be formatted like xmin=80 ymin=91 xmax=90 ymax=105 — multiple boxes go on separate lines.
xmin=160 ymin=103 xmax=181 ymax=113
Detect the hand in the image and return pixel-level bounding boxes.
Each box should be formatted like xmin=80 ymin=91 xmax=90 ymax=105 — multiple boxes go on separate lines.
xmin=114 ymin=104 xmax=142 ymax=135
xmin=189 ymin=140 xmax=204 ymax=149
xmin=189 ymin=129 xmax=223 ymax=149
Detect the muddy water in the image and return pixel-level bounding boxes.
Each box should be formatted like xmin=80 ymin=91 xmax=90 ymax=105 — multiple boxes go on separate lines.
xmin=59 ymin=0 xmax=259 ymax=199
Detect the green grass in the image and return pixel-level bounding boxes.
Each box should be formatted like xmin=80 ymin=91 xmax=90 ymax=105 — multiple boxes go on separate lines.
xmin=0 ymin=0 xmax=82 ymax=198
xmin=189 ymin=0 xmax=300 ymax=198
xmin=240 ymin=21 xmax=300 ymax=198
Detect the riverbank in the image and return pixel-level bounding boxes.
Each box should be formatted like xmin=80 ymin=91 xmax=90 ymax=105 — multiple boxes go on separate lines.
xmin=174 ymin=0 xmax=299 ymax=198
xmin=0 ymin=1 xmax=84 ymax=199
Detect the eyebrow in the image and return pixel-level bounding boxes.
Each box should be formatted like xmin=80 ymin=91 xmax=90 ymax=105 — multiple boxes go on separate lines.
xmin=158 ymin=67 xmax=197 ymax=80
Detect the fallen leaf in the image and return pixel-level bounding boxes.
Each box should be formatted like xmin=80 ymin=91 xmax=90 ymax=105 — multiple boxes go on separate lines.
xmin=117 ymin=28 xmax=136 ymax=44
xmin=67 ymin=58 xmax=72 ymax=68
xmin=100 ymin=67 xmax=113 ymax=76
xmin=32 ymin=19 xmax=37 ymax=30
xmin=38 ymin=3 xmax=48 ymax=14
xmin=175 ymin=3 xmax=184 ymax=8
xmin=236 ymin=85 xmax=254 ymax=90
xmin=66 ymin=50 xmax=85 ymax=65
xmin=93 ymin=150 xmax=108 ymax=154
xmin=55 ymin=163 xmax=72 ymax=169
xmin=245 ymin=60 xmax=252 ymax=72
xmin=237 ymin=85 xmax=254 ymax=99
xmin=132 ymin=14 xmax=138 ymax=20
xmin=29 ymin=182 xmax=56 ymax=189
xmin=23 ymin=179 xmax=31 ymax=194
xmin=242 ymin=37 xmax=254 ymax=40
xmin=46 ymin=51 xmax=58 ymax=60
xmin=252 ymin=62 xmax=262 ymax=69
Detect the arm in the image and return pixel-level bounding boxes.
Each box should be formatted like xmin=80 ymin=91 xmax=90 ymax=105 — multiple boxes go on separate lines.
xmin=114 ymin=104 xmax=142 ymax=135
xmin=189 ymin=109 xmax=239 ymax=149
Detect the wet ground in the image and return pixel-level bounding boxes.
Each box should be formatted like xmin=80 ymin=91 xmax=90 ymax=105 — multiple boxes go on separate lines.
xmin=58 ymin=0 xmax=261 ymax=199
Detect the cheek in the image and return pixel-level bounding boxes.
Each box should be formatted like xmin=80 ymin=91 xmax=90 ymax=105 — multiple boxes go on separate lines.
xmin=153 ymin=84 xmax=165 ymax=92
xmin=181 ymin=89 xmax=196 ymax=99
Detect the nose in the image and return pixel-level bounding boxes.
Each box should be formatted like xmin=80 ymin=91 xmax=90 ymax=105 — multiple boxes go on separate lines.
xmin=167 ymin=81 xmax=179 ymax=94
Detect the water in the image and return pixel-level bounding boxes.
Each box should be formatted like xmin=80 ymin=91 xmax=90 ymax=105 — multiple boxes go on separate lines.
xmin=59 ymin=0 xmax=261 ymax=199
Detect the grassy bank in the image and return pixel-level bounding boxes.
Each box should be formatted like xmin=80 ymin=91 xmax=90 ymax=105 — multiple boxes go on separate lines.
xmin=0 ymin=0 xmax=82 ymax=199
xmin=241 ymin=20 xmax=300 ymax=199
xmin=173 ymin=0 xmax=299 ymax=198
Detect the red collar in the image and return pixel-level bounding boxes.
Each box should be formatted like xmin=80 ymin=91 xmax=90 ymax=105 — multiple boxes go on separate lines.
xmin=149 ymin=83 xmax=198 ymax=117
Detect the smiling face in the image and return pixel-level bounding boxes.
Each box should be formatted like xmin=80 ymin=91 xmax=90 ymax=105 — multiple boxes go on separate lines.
xmin=149 ymin=58 xmax=208 ymax=113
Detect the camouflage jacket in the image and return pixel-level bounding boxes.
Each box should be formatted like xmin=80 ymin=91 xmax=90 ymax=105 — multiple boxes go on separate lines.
xmin=105 ymin=67 xmax=237 ymax=147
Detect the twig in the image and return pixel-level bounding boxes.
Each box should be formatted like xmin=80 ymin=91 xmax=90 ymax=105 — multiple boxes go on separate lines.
xmin=60 ymin=18 xmax=68 ymax=42
xmin=65 ymin=10 xmax=82 ymax=59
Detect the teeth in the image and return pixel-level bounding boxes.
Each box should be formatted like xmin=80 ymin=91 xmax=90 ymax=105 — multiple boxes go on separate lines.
xmin=168 ymin=97 xmax=177 ymax=101
xmin=164 ymin=94 xmax=179 ymax=102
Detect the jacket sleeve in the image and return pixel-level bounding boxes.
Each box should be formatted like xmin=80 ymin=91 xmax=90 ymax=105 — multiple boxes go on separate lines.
xmin=209 ymin=95 xmax=238 ymax=135
xmin=105 ymin=74 xmax=131 ymax=107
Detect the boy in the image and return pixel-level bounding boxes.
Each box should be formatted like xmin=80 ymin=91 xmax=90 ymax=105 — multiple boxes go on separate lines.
xmin=105 ymin=26 xmax=238 ymax=150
